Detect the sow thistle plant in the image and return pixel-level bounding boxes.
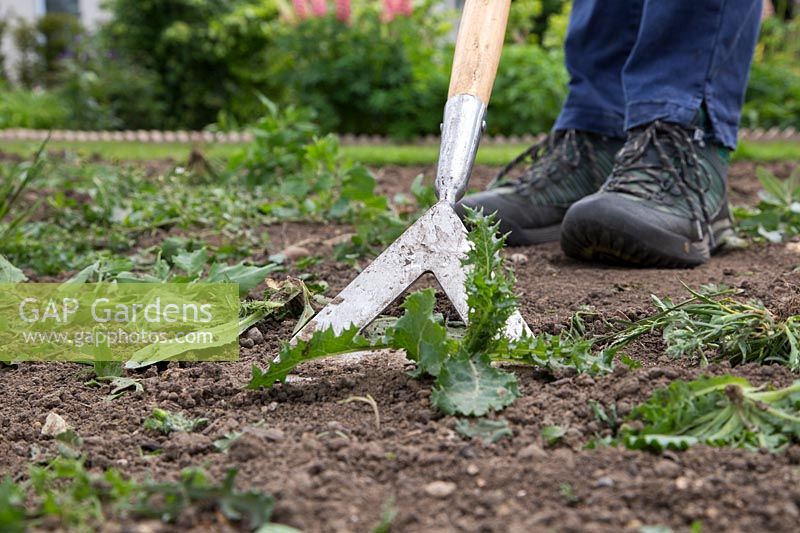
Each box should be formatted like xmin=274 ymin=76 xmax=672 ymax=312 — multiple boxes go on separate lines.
xmin=618 ymin=375 xmax=800 ymax=453
xmin=249 ymin=210 xmax=613 ymax=416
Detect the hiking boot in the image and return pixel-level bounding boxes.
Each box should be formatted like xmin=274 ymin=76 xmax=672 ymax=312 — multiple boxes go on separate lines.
xmin=560 ymin=119 xmax=733 ymax=267
xmin=455 ymin=130 xmax=624 ymax=245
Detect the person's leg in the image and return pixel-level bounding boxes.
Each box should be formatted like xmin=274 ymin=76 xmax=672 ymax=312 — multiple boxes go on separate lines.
xmin=561 ymin=0 xmax=762 ymax=267
xmin=455 ymin=0 xmax=639 ymax=245
xmin=622 ymin=0 xmax=762 ymax=149
xmin=555 ymin=0 xmax=643 ymax=139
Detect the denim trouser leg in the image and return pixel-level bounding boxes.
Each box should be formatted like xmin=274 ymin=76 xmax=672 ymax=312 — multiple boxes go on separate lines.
xmin=623 ymin=1 xmax=761 ymax=149
xmin=554 ymin=0 xmax=761 ymax=149
xmin=554 ymin=0 xmax=643 ymax=139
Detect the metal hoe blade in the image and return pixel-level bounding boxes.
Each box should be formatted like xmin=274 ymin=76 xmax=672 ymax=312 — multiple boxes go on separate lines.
xmin=293 ymin=94 xmax=531 ymax=342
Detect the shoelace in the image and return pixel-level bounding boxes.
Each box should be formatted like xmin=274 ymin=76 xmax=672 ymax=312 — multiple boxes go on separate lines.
xmin=605 ymin=121 xmax=714 ymax=244
xmin=488 ymin=129 xmax=596 ymax=190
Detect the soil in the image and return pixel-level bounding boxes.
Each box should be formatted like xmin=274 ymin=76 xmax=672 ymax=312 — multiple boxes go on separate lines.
xmin=3 ymin=159 xmax=800 ymax=532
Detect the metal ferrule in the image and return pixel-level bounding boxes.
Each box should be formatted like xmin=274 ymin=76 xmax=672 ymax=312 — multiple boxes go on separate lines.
xmin=435 ymin=94 xmax=487 ymax=205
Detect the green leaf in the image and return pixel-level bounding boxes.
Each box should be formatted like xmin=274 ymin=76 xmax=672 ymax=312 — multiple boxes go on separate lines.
xmin=621 ymin=376 xmax=800 ymax=452
xmin=0 ymin=477 xmax=26 ymax=533
xmin=623 ymin=434 xmax=697 ymax=452
xmin=459 ymin=208 xmax=517 ymax=358
xmin=143 ymin=408 xmax=208 ymax=434
xmin=207 ymin=262 xmax=281 ymax=295
xmin=410 ymin=174 xmax=437 ymax=209
xmin=431 ymin=355 xmax=519 ymax=416
xmin=126 ymin=278 xmax=311 ymax=369
xmin=256 ymin=524 xmax=303 ymax=533
xmin=86 ymin=376 xmax=144 ymax=401
xmin=93 ymin=361 xmax=123 ymax=378
xmin=455 ymin=418 xmax=513 ymax=444
xmin=340 ymin=166 xmax=378 ymax=201
xmin=757 ymin=166 xmax=790 ymax=205
xmin=63 ymin=261 xmax=100 ymax=284
xmin=249 ymin=325 xmax=374 ymax=389
xmin=0 ymin=255 xmax=26 ymax=283
xmin=386 ymin=288 xmax=452 ymax=377
xmin=173 ymin=249 xmax=208 ymax=277
xmin=125 ymin=312 xmax=246 ymax=369
xmin=137 ymin=468 xmax=274 ymax=529
xmin=214 ymin=431 xmax=243 ymax=453
xmin=541 ymin=425 xmax=566 ymax=446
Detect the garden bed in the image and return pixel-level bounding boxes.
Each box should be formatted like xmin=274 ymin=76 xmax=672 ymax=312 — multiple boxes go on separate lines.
xmin=2 ymin=159 xmax=800 ymax=531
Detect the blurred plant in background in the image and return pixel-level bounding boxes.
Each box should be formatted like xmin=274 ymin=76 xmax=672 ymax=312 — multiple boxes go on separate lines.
xmin=0 ymin=17 xmax=8 ymax=81
xmin=0 ymin=85 xmax=68 ymax=129
xmin=742 ymin=15 xmax=800 ymax=130
xmin=265 ymin=0 xmax=451 ymax=137
xmin=0 ymin=0 xmax=796 ymax=134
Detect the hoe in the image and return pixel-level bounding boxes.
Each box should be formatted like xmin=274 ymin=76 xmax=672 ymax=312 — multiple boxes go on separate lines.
xmin=294 ymin=0 xmax=530 ymax=342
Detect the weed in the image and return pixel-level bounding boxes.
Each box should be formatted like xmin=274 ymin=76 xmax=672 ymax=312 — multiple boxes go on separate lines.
xmin=4 ymin=457 xmax=279 ymax=531
xmin=85 ymin=375 xmax=143 ymax=401
xmin=125 ymin=277 xmax=314 ymax=370
xmin=250 ymin=211 xmax=521 ymax=417
xmin=83 ymin=365 xmax=126 ymax=393
xmin=0 ymin=140 xmax=46 ymax=243
xmin=213 ymin=431 xmax=244 ymax=453
xmin=111 ymin=240 xmax=282 ymax=295
xmin=492 ymin=310 xmax=615 ymax=375
xmin=608 ymin=284 xmax=800 ymax=370
xmin=372 ymin=499 xmax=398 ymax=533
xmin=733 ymin=167 xmax=800 ymax=242
xmin=541 ymin=425 xmax=566 ymax=446
xmin=250 ymin=210 xmax=620 ymax=416
xmin=143 ymin=408 xmax=208 ymax=435
xmin=455 ymin=418 xmax=513 ymax=444
xmin=559 ymin=483 xmax=579 ymax=504
xmin=589 ymin=401 xmax=620 ymax=434
xmin=0 ymin=255 xmax=26 ymax=283
xmin=620 ymin=375 xmax=800 ymax=453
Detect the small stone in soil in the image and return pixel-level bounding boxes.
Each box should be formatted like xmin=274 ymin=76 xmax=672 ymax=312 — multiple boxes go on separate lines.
xmin=594 ymin=476 xmax=614 ymax=488
xmin=509 ymin=253 xmax=528 ymax=264
xmin=41 ymin=412 xmax=69 ymax=437
xmin=280 ymin=245 xmax=311 ymax=260
xmin=517 ymin=443 xmax=547 ymax=460
xmin=239 ymin=337 xmax=255 ymax=349
xmin=424 ymin=481 xmax=456 ymax=498
xmin=246 ymin=327 xmax=265 ymax=344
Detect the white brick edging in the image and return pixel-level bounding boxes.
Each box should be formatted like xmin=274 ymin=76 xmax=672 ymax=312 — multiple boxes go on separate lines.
xmin=0 ymin=128 xmax=797 ymax=145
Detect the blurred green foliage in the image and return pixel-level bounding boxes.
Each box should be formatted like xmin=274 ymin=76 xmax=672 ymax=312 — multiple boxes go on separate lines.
xmin=0 ymin=0 xmax=797 ymax=135
xmin=743 ymin=16 xmax=800 ymax=130
xmin=0 ymin=18 xmax=7 ymax=81
xmin=265 ymin=1 xmax=451 ymax=138
xmin=101 ymin=0 xmax=235 ymax=129
xmin=0 ymin=84 xmax=68 ymax=128
xmin=490 ymin=44 xmax=567 ymax=135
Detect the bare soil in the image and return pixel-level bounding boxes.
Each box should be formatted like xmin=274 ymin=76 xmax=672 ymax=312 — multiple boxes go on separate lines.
xmin=3 ymin=160 xmax=800 ymax=532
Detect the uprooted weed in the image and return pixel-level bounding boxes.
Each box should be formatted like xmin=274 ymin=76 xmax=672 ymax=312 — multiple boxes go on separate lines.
xmin=597 ymin=375 xmax=800 ymax=453
xmin=606 ymin=284 xmax=800 ymax=370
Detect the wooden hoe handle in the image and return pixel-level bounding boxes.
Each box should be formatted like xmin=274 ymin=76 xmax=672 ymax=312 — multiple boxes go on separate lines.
xmin=448 ymin=0 xmax=511 ymax=103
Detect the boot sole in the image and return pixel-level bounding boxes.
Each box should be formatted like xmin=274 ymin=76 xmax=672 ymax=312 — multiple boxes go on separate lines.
xmin=561 ymin=202 xmax=734 ymax=268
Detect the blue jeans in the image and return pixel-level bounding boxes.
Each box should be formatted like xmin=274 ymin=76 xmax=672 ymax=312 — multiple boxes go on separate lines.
xmin=554 ymin=0 xmax=762 ymax=149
